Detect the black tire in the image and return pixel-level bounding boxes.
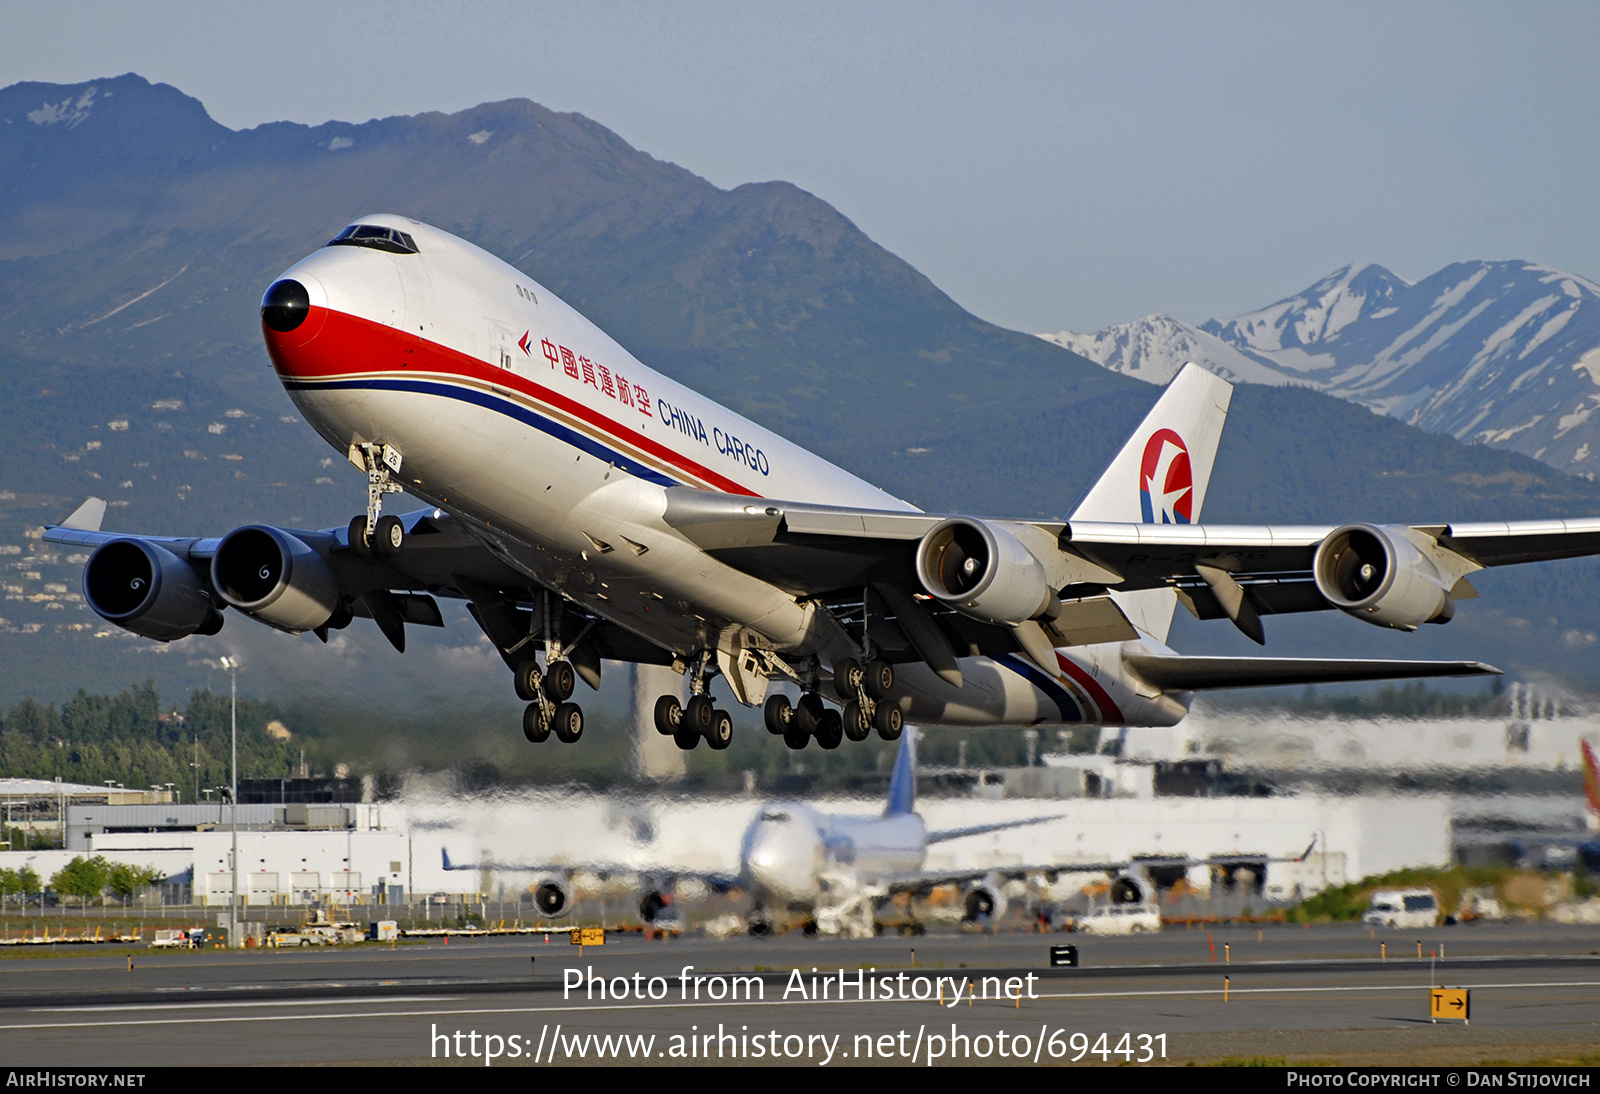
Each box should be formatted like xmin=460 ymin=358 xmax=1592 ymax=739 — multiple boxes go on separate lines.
xmin=842 ymin=701 xmax=871 ymax=742
xmin=864 ymin=659 xmax=895 ymax=701
xmin=654 ymin=694 xmax=682 ymax=736
xmin=833 ymin=657 xmax=862 ymax=700
xmin=815 ymin=709 xmax=843 ymax=750
xmin=763 ymin=694 xmax=792 ymax=735
xmin=684 ymin=694 xmax=715 ymax=734
xmin=707 ymin=709 xmax=733 ymax=750
xmin=795 ymin=693 xmax=825 ymax=735
xmin=373 ymin=514 xmax=404 ymax=557
xmin=522 ymin=704 xmax=549 ymax=743
xmin=347 ymin=516 xmax=371 ymax=558
xmin=544 ymin=660 xmax=576 ymax=702
xmin=674 ymin=723 xmax=700 ymax=751
xmin=783 ymin=723 xmax=810 ymax=751
xmin=874 ymin=702 xmax=904 ymax=741
xmin=513 ymin=661 xmax=541 ymax=702
xmin=552 ymin=702 xmax=583 ymax=743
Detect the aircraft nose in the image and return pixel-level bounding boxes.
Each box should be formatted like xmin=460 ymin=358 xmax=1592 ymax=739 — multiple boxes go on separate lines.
xmin=261 ymin=279 xmax=311 ymax=332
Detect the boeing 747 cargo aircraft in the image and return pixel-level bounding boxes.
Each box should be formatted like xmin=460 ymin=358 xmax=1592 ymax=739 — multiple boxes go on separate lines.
xmin=46 ymin=216 xmax=1600 ymax=750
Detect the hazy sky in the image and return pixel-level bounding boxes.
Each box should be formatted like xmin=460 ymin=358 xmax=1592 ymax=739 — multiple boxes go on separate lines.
xmin=6 ymin=1 xmax=1598 ymax=334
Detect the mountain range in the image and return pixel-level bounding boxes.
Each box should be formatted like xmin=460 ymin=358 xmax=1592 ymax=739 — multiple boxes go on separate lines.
xmin=2 ymin=73 xmax=1599 ymax=711
xmin=1041 ymin=261 xmax=1600 ymax=481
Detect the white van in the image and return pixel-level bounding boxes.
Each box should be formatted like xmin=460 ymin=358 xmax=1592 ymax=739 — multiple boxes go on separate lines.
xmin=1362 ymin=888 xmax=1440 ymax=929
xmin=1074 ymin=902 xmax=1162 ymax=935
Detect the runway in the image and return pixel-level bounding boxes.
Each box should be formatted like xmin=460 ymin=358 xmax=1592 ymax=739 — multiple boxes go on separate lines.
xmin=1 ymin=923 xmax=1597 ymax=1066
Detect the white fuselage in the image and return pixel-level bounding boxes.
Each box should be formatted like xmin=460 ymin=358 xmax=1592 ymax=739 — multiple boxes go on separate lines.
xmin=263 ymin=215 xmax=1186 ymax=728
xmin=738 ymin=801 xmax=926 ymax=907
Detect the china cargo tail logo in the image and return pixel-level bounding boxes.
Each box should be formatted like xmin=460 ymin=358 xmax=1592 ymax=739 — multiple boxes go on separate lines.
xmin=1139 ymin=429 xmax=1193 ymax=524
xmin=1583 ymin=739 xmax=1600 ymax=820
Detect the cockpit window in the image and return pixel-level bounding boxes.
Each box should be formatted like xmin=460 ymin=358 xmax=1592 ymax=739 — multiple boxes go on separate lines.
xmin=326 ymin=224 xmax=419 ymax=255
xmin=759 ymin=812 xmax=789 ymax=824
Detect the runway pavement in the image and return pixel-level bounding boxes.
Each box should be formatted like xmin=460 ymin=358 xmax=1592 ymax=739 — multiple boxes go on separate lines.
xmin=0 ymin=922 xmax=1596 ymax=1066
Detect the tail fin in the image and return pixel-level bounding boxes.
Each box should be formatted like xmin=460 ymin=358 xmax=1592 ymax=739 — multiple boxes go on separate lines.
xmin=1070 ymin=362 xmax=1234 ymax=642
xmin=885 ymin=727 xmax=918 ymax=816
xmin=1583 ymin=739 xmax=1600 ymax=831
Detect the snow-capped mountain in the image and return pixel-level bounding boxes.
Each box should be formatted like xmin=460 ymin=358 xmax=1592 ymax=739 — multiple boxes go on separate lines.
xmin=1041 ymin=262 xmax=1600 ymax=479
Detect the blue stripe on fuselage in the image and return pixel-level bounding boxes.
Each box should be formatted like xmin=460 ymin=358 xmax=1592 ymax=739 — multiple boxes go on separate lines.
xmin=284 ymin=376 xmax=681 ymax=488
xmin=995 ymin=653 xmax=1084 ymax=723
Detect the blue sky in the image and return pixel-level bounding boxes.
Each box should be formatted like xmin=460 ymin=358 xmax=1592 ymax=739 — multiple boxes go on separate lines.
xmin=6 ymin=1 xmax=1598 ymax=333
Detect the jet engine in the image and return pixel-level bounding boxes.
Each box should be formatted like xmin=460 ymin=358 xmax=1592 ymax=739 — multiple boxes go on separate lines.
xmin=210 ymin=526 xmax=339 ymax=632
xmin=1312 ymin=524 xmax=1455 ymax=630
xmin=82 ymin=538 xmax=223 ymax=641
xmin=916 ymin=518 xmax=1056 ymax=625
xmin=961 ymin=880 xmax=1009 ymax=926
xmin=531 ymin=877 xmax=574 ymax=919
xmin=638 ymin=889 xmax=674 ymax=924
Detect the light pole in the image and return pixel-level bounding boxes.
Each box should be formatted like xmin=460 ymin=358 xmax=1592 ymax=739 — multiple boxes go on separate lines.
xmin=220 ymin=656 xmax=241 ymax=947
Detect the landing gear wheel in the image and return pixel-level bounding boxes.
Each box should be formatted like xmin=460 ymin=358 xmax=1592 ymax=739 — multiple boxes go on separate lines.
xmin=544 ymin=660 xmax=576 ymax=702
xmin=842 ymin=700 xmax=871 ymax=743
xmin=763 ymin=694 xmax=792 ymax=735
xmin=864 ymin=659 xmax=895 ymax=701
xmin=684 ymin=694 xmax=715 ymax=735
xmin=707 ymin=709 xmax=733 ymax=750
xmin=783 ymin=723 xmax=810 ymax=751
xmin=552 ymin=702 xmax=583 ymax=743
xmin=347 ymin=516 xmax=371 ymax=558
xmin=654 ymin=695 xmax=682 ymax=736
xmin=795 ymin=693 xmax=825 ymax=735
xmin=833 ymin=657 xmax=862 ymax=700
xmin=874 ymin=702 xmax=904 ymax=741
xmin=815 ymin=709 xmax=843 ymax=750
xmin=674 ymin=723 xmax=700 ymax=751
xmin=522 ymin=703 xmax=549 ymax=743
xmin=513 ymin=661 xmax=541 ymax=702
xmin=373 ymin=514 xmax=405 ymax=557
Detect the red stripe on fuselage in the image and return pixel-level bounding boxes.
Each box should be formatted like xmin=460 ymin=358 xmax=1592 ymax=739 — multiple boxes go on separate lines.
xmin=1055 ymin=652 xmax=1125 ymax=724
xmin=261 ymin=307 xmax=758 ymax=497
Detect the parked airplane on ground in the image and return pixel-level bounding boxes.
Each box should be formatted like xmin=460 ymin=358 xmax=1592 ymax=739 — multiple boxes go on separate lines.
xmin=444 ymin=727 xmax=1067 ymax=937
xmin=442 ymin=727 xmax=1318 ymax=937
xmin=46 ymin=215 xmax=1600 ymax=750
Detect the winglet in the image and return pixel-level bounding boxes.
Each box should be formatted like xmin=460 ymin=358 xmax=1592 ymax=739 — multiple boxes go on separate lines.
xmin=885 ymin=726 xmax=918 ymax=816
xmin=442 ymin=847 xmax=457 ymax=871
xmin=60 ymin=497 xmax=107 ymax=532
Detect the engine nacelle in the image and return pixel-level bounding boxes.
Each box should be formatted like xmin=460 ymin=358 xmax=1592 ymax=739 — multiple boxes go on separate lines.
xmin=210 ymin=526 xmax=339 ymax=632
xmin=531 ymin=877 xmax=573 ymax=919
xmin=82 ymin=538 xmax=222 ymax=642
xmin=638 ymin=889 xmax=674 ymax=924
xmin=961 ymin=880 xmax=1009 ymax=925
xmin=1108 ymin=873 xmax=1150 ymax=904
xmin=916 ymin=518 xmax=1055 ymax=625
xmin=1312 ymin=524 xmax=1454 ymax=631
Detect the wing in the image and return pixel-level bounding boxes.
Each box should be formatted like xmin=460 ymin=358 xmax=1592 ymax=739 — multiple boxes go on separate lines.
xmin=441 ymin=847 xmax=739 ymax=891
xmin=43 ymin=499 xmax=675 ymax=675
xmin=661 ymin=484 xmax=1600 ymax=656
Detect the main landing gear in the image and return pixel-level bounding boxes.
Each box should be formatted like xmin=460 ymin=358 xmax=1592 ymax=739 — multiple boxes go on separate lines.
xmin=516 ymin=657 xmax=585 ymax=745
xmin=764 ymin=658 xmax=902 ymax=751
xmin=654 ymin=660 xmax=733 ymax=751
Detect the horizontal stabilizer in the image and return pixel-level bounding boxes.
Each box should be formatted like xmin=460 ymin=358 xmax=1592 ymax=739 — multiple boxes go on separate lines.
xmin=1124 ymin=654 xmax=1499 ymax=691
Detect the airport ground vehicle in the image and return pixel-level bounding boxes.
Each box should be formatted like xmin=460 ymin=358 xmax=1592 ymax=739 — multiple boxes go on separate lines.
xmin=1363 ymin=887 xmax=1442 ymax=929
xmin=1072 ymin=902 xmax=1162 ymax=935
xmin=47 ymin=216 xmax=1600 ymax=749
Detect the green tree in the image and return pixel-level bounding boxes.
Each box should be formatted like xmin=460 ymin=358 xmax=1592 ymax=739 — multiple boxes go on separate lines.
xmin=49 ymin=856 xmax=111 ymax=908
xmin=107 ymin=863 xmax=166 ymax=903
